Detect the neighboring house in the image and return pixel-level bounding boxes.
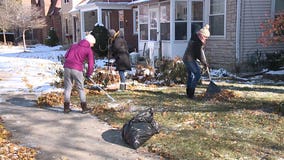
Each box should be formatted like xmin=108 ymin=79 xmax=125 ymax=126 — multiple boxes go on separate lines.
xmin=63 ymin=0 xmax=284 ymax=72
xmin=46 ymin=0 xmax=62 ymax=44
xmin=16 ymin=0 xmax=62 ymax=44
xmin=60 ymin=0 xmax=83 ymax=45
xmin=61 ymin=0 xmax=138 ymax=51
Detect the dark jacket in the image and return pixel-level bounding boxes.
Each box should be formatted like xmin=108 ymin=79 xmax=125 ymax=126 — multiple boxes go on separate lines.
xmin=111 ymin=36 xmax=131 ymax=71
xmin=64 ymin=39 xmax=94 ymax=77
xmin=183 ymin=33 xmax=207 ymax=66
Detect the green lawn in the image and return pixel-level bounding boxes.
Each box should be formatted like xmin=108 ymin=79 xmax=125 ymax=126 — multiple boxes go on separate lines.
xmin=73 ymin=81 xmax=284 ymax=160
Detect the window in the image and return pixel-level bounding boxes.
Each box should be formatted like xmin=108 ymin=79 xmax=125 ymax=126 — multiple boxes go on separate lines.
xmin=64 ymin=0 xmax=69 ymax=3
xmin=209 ymin=0 xmax=225 ymax=36
xmin=139 ymin=5 xmax=148 ymax=40
xmin=274 ymin=0 xmax=284 ymax=36
xmin=175 ymin=1 xmax=187 ymax=40
xmin=133 ymin=8 xmax=138 ymax=34
xmin=160 ymin=2 xmax=170 ymax=40
xmin=275 ymin=0 xmax=284 ymax=14
xmin=65 ymin=18 xmax=68 ymax=34
xmin=191 ymin=1 xmax=203 ymax=35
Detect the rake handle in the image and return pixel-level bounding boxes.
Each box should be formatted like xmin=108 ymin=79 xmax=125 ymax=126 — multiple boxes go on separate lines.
xmin=87 ymin=78 xmax=116 ymax=102
xmin=206 ymin=67 xmax=212 ymax=81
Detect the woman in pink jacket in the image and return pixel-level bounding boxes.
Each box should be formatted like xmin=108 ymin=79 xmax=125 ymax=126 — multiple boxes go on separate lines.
xmin=63 ymin=34 xmax=96 ymax=113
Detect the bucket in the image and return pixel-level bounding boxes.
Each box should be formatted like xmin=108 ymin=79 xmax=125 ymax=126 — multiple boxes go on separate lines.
xmin=129 ymin=52 xmax=139 ymax=65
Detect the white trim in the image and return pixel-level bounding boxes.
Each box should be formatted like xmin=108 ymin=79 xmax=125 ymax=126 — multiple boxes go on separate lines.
xmin=80 ymin=12 xmax=85 ymax=40
xmin=236 ymin=0 xmax=241 ymax=64
xmin=170 ymin=0 xmax=175 ymax=58
xmin=133 ymin=8 xmax=139 ymax=34
xmin=207 ymin=0 xmax=226 ymax=38
xmin=271 ymin=0 xmax=276 ymax=17
xmin=76 ymin=2 xmax=131 ymax=11
xmin=128 ymin=0 xmax=150 ymax=5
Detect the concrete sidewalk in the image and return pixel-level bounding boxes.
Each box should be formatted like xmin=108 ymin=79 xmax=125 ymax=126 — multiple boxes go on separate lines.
xmin=0 ymin=94 xmax=161 ymax=160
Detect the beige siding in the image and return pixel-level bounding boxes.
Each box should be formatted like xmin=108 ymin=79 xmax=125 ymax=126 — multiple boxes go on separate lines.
xmin=239 ymin=0 xmax=284 ymax=71
xmin=205 ymin=0 xmax=237 ymax=72
xmin=61 ymin=0 xmax=82 ymax=44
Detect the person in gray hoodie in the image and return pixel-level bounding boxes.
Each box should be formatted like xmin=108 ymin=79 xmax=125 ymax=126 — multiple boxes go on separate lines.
xmin=183 ymin=24 xmax=210 ymax=98
xmin=63 ymin=33 xmax=96 ymax=113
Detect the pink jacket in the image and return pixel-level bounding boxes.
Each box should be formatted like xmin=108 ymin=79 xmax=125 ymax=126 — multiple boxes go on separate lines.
xmin=63 ymin=39 xmax=95 ymax=77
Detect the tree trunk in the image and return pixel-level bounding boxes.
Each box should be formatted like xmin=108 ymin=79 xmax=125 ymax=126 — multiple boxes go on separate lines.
xmin=3 ymin=31 xmax=7 ymax=45
xmin=0 ymin=26 xmax=7 ymax=45
xmin=22 ymin=29 xmax=27 ymax=52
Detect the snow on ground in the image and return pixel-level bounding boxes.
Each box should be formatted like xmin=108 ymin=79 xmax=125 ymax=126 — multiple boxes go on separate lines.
xmin=0 ymin=45 xmax=65 ymax=95
xmin=0 ymin=44 xmax=283 ymax=96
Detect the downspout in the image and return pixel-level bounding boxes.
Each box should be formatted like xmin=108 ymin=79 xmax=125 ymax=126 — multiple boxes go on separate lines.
xmin=235 ymin=0 xmax=241 ymax=72
xmin=170 ymin=0 xmax=175 ymax=58
xmin=98 ymin=7 xmax=102 ymax=25
xmin=80 ymin=10 xmax=85 ymax=40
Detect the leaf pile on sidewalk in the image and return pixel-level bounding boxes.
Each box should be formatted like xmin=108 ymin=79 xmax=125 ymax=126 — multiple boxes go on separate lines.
xmin=37 ymin=92 xmax=64 ymax=107
xmin=0 ymin=117 xmax=37 ymax=159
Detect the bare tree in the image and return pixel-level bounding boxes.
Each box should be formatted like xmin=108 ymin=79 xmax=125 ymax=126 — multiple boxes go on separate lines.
xmin=0 ymin=0 xmax=16 ymax=45
xmin=12 ymin=3 xmax=47 ymax=51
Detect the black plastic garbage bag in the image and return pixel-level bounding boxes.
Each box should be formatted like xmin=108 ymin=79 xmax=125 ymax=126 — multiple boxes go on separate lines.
xmin=121 ymin=108 xmax=159 ymax=149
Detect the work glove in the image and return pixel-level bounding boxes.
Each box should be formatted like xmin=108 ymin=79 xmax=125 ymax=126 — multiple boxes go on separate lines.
xmin=85 ymin=76 xmax=91 ymax=81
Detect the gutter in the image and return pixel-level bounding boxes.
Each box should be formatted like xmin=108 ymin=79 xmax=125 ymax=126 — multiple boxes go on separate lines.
xmin=236 ymin=0 xmax=241 ymax=66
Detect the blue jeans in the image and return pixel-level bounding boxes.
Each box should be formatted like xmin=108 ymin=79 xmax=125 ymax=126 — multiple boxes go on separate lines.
xmin=184 ymin=60 xmax=201 ymax=88
xmin=119 ymin=70 xmax=126 ymax=83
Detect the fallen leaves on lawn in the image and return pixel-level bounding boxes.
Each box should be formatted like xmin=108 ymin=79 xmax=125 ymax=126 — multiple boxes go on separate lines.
xmin=199 ymin=89 xmax=241 ymax=101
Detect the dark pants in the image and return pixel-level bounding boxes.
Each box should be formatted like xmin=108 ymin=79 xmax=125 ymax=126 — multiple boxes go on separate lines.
xmin=184 ymin=60 xmax=201 ymax=89
xmin=119 ymin=70 xmax=126 ymax=83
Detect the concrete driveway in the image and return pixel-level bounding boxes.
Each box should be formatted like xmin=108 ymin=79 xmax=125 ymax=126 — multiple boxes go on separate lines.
xmin=0 ymin=94 xmax=161 ymax=160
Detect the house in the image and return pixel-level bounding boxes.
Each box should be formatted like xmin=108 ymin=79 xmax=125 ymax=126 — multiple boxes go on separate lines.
xmin=60 ymin=0 xmax=138 ymax=52
xmin=62 ymin=0 xmax=284 ymax=72
xmin=11 ymin=0 xmax=62 ymax=45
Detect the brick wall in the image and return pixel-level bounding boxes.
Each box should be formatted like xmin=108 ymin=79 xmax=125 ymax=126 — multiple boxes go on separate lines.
xmin=205 ymin=1 xmax=237 ymax=72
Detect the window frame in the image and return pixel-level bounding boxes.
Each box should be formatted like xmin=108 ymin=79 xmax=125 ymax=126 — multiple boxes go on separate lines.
xmin=139 ymin=5 xmax=149 ymax=41
xmin=271 ymin=0 xmax=284 ymax=36
xmin=273 ymin=0 xmax=284 ymax=15
xmin=160 ymin=1 xmax=170 ymax=41
xmin=174 ymin=0 xmax=188 ymax=40
xmin=207 ymin=0 xmax=226 ymax=38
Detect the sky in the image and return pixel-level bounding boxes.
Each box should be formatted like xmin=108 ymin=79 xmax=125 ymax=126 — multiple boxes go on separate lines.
xmin=0 ymin=44 xmax=283 ymax=96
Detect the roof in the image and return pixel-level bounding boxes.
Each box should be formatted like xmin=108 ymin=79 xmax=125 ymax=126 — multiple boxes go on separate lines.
xmin=128 ymin=0 xmax=150 ymax=5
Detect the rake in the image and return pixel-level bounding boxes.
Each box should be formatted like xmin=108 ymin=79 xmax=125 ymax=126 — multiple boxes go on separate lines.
xmin=205 ymin=67 xmax=221 ymax=97
xmin=87 ymin=78 xmax=116 ymax=102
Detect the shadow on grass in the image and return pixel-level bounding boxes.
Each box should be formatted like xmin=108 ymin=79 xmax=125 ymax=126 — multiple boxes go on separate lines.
xmin=199 ymin=83 xmax=284 ymax=93
xmin=113 ymin=89 xmax=282 ymax=115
